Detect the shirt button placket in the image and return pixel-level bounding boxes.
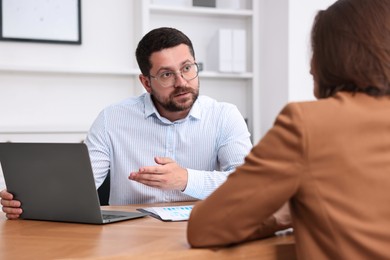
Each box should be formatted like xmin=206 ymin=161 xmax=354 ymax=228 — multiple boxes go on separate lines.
xmin=164 ymin=123 xmax=176 ymax=202
xmin=166 ymin=124 xmax=175 ymax=158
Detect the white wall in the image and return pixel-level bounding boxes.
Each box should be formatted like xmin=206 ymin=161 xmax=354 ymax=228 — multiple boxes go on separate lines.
xmin=288 ymin=0 xmax=338 ymax=102
xmin=258 ymin=0 xmax=289 ymax=138
xmin=258 ymin=0 xmax=336 ymax=136
xmin=0 ymin=0 xmax=141 ymax=137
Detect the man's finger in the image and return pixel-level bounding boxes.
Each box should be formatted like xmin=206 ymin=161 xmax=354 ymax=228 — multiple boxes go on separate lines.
xmin=154 ymin=156 xmax=175 ymax=165
xmin=0 ymin=190 xmax=13 ymax=200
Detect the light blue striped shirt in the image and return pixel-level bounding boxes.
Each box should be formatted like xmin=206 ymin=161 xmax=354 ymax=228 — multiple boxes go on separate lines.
xmin=85 ymin=93 xmax=252 ymax=204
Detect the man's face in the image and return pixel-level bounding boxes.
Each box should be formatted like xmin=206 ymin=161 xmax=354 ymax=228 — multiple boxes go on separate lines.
xmin=145 ymin=44 xmax=199 ymax=113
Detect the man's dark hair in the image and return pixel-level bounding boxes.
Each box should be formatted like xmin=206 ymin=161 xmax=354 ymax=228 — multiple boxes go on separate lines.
xmin=135 ymin=27 xmax=195 ymax=76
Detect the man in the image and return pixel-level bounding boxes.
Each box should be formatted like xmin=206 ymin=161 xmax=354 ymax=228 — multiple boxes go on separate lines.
xmin=1 ymin=27 xmax=252 ymax=218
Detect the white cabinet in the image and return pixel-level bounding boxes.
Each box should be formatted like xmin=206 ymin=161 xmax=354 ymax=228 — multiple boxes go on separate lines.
xmin=133 ymin=0 xmax=261 ymax=142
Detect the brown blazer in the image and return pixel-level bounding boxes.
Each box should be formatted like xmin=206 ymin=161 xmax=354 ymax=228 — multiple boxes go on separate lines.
xmin=187 ymin=92 xmax=390 ymax=260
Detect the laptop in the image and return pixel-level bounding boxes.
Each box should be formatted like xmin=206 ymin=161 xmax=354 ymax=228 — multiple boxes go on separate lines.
xmin=0 ymin=142 xmax=147 ymax=224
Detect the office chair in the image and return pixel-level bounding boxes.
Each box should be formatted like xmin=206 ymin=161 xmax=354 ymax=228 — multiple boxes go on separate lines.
xmin=97 ymin=172 xmax=110 ymax=205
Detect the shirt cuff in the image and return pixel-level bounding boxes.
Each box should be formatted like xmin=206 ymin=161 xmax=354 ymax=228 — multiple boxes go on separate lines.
xmin=182 ymin=168 xmax=207 ymax=199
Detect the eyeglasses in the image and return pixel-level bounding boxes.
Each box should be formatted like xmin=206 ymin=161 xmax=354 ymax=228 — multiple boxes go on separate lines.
xmin=149 ymin=63 xmax=199 ymax=88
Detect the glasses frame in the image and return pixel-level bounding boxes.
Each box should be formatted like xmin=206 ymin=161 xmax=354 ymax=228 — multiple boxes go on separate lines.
xmin=149 ymin=63 xmax=199 ymax=88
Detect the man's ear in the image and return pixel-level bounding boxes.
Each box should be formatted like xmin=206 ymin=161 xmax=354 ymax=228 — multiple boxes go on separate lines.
xmin=139 ymin=74 xmax=152 ymax=93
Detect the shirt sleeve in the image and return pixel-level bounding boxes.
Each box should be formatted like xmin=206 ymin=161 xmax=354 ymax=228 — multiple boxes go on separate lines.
xmin=187 ymin=103 xmax=305 ymax=247
xmin=183 ymin=105 xmax=253 ymax=199
xmin=84 ymin=110 xmax=111 ymax=189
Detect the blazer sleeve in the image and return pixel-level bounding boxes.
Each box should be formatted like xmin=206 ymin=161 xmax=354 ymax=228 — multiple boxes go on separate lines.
xmin=187 ymin=102 xmax=306 ymax=247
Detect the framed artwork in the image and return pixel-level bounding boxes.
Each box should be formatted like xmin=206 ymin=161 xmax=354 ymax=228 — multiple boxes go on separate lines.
xmin=0 ymin=0 xmax=81 ymax=44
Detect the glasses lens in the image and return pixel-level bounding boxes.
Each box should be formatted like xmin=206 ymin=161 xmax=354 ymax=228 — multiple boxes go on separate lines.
xmin=156 ymin=63 xmax=198 ymax=87
xmin=182 ymin=63 xmax=198 ymax=81
xmin=157 ymin=72 xmax=175 ymax=87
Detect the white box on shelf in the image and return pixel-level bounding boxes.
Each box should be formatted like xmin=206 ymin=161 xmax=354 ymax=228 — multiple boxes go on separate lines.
xmin=216 ymin=0 xmax=241 ymax=9
xmin=207 ymin=29 xmax=233 ymax=72
xmin=232 ymin=29 xmax=246 ymax=72
xmin=151 ymin=0 xmax=192 ymax=7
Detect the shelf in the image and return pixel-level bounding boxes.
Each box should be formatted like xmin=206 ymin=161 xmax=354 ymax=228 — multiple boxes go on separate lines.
xmin=0 ymin=65 xmax=252 ymax=79
xmin=0 ymin=125 xmax=89 ymax=134
xmin=199 ymin=71 xmax=252 ymax=79
xmin=0 ymin=65 xmax=140 ymax=76
xmin=150 ymin=5 xmax=253 ymax=17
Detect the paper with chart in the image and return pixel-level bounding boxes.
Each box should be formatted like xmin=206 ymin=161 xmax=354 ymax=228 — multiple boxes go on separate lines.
xmin=138 ymin=205 xmax=193 ymax=221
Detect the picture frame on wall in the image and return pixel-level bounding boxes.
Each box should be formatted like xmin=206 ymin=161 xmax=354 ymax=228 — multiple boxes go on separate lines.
xmin=0 ymin=0 xmax=81 ymax=44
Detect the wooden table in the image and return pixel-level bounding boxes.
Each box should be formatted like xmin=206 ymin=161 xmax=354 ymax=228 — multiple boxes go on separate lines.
xmin=0 ymin=203 xmax=296 ymax=260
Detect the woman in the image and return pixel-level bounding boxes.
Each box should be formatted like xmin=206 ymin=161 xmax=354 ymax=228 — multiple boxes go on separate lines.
xmin=187 ymin=0 xmax=390 ymax=259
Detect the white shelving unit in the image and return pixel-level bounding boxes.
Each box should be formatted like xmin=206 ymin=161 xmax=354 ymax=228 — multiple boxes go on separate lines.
xmin=0 ymin=0 xmax=262 ymax=143
xmin=133 ymin=0 xmax=261 ymax=141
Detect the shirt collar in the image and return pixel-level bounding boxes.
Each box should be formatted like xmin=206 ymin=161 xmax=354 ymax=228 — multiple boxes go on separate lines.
xmin=143 ymin=93 xmax=201 ymax=122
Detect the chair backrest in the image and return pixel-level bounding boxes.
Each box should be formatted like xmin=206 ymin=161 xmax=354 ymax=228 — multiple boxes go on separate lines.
xmin=97 ymin=172 xmax=110 ymax=205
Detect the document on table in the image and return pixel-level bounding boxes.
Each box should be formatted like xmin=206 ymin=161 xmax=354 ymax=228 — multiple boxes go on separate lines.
xmin=137 ymin=205 xmax=193 ymax=222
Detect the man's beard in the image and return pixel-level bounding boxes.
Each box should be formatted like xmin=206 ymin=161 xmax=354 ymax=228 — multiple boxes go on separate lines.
xmin=151 ymin=85 xmax=199 ymax=112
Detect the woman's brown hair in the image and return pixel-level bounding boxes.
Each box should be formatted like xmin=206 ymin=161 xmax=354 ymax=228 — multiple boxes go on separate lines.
xmin=311 ymin=0 xmax=390 ymax=98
